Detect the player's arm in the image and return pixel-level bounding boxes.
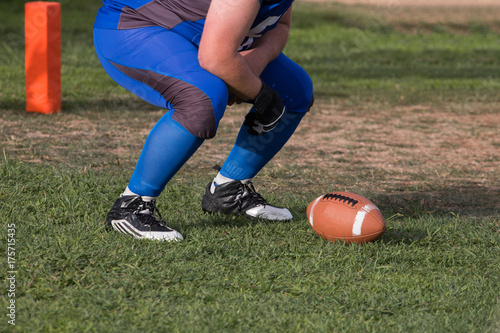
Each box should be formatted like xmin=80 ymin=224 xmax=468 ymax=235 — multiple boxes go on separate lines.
xmin=199 ymin=0 xmax=262 ymax=101
xmin=240 ymin=6 xmax=292 ymax=77
xmin=227 ymin=7 xmax=292 ymax=105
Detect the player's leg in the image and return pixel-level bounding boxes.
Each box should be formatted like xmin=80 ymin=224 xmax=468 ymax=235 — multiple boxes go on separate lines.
xmin=202 ymin=53 xmax=314 ymax=220
xmin=94 ymin=27 xmax=228 ymax=240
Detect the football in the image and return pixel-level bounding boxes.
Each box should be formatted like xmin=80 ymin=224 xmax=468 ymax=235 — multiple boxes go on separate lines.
xmin=307 ymin=191 xmax=386 ymax=243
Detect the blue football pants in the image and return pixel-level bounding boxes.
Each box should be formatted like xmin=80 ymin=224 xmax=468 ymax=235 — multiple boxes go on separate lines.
xmin=94 ymin=26 xmax=313 ymax=197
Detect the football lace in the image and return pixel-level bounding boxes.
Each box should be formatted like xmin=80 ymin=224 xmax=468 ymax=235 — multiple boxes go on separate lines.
xmin=322 ymin=193 xmax=359 ymax=207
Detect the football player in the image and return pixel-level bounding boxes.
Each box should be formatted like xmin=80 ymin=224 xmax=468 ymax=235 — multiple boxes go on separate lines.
xmin=93 ymin=0 xmax=314 ymax=241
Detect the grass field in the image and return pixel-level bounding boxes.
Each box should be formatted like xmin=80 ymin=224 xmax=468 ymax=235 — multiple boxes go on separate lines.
xmin=1 ymin=0 xmax=499 ymax=332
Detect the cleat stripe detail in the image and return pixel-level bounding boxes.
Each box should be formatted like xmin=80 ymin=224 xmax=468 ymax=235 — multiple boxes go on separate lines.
xmin=106 ymin=196 xmax=183 ymax=241
xmin=112 ymin=222 xmax=127 ymax=234
xmin=120 ymin=221 xmax=144 ymax=238
xmin=112 ymin=220 xmax=142 ymax=238
xmin=114 ymin=222 xmax=133 ymax=237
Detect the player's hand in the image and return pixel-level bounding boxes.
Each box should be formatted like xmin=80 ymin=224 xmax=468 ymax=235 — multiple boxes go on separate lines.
xmin=244 ymin=82 xmax=286 ymax=135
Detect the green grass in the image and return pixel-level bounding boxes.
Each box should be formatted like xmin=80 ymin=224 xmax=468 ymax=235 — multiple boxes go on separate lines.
xmin=1 ymin=0 xmax=499 ymax=332
xmin=288 ymin=2 xmax=500 ymax=103
xmin=1 ymin=158 xmax=499 ymax=332
xmin=2 ymin=1 xmax=500 ymax=109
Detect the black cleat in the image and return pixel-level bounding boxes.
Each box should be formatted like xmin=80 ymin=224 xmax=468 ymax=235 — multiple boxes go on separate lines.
xmin=202 ymin=180 xmax=293 ymax=220
xmin=106 ymin=195 xmax=183 ymax=242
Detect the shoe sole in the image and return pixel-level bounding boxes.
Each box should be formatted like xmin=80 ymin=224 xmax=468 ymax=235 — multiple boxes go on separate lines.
xmin=202 ymin=206 xmax=293 ymax=221
xmin=110 ymin=219 xmax=183 ymax=242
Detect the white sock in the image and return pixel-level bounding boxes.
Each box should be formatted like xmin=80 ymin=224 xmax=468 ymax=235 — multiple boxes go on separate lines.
xmin=121 ymin=186 xmax=156 ymax=202
xmin=210 ymin=173 xmax=253 ymax=193
xmin=213 ymin=172 xmax=234 ymax=186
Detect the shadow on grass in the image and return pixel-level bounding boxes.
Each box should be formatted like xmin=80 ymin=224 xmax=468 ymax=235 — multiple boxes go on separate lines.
xmin=0 ymin=97 xmax=160 ymax=114
xmin=188 ymin=211 xmax=299 ymax=230
xmin=381 ymin=226 xmax=427 ymax=245
xmin=376 ymin=183 xmax=500 ymax=219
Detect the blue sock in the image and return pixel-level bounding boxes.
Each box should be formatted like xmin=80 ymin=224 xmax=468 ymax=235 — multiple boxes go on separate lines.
xmin=128 ymin=111 xmax=204 ymax=197
xmin=220 ymin=110 xmax=306 ymax=180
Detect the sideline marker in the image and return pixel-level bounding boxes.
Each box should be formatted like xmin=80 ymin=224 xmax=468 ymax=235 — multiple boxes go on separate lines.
xmin=25 ymin=1 xmax=61 ymax=114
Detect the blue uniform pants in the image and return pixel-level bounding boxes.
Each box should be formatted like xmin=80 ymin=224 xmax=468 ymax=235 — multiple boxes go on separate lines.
xmin=94 ymin=26 xmax=313 ymax=196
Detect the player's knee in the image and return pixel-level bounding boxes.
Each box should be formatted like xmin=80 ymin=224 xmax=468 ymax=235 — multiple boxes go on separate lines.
xmin=285 ymin=77 xmax=314 ymax=114
xmin=306 ymin=94 xmax=314 ymax=112
xmin=302 ymin=75 xmax=314 ymax=112
xmin=286 ymin=91 xmax=314 ymax=114
xmin=170 ymin=88 xmax=221 ymax=140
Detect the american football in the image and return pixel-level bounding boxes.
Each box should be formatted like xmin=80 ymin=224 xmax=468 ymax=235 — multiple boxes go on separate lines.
xmin=307 ymin=192 xmax=386 ymax=243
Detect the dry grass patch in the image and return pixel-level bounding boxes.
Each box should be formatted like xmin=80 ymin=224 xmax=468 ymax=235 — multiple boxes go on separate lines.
xmin=4 ymin=98 xmax=498 ymax=216
xmin=297 ymin=0 xmax=500 ymax=33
